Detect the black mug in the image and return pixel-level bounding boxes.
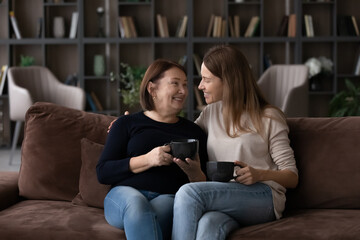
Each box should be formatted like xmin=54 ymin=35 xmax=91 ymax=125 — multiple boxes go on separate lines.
xmin=166 ymin=139 xmax=199 ymax=161
xmin=206 ymin=161 xmax=236 ymax=182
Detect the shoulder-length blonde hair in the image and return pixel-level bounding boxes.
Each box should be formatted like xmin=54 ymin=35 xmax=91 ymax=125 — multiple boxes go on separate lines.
xmin=139 ymin=59 xmax=186 ymax=111
xmin=203 ymin=45 xmax=283 ymax=137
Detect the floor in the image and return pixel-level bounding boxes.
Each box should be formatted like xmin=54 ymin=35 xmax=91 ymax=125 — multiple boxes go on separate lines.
xmin=0 ymin=147 xmax=21 ymax=172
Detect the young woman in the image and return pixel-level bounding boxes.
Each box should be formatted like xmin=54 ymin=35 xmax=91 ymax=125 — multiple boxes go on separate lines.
xmin=172 ymin=45 xmax=298 ymax=240
xmin=97 ymin=59 xmax=207 ymax=240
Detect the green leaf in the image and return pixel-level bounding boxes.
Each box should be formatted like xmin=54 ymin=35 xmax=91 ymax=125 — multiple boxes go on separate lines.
xmin=329 ymin=78 xmax=360 ymax=117
xmin=119 ymin=62 xmax=146 ymax=108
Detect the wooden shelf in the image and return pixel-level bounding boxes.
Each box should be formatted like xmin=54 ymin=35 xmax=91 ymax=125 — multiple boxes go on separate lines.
xmin=0 ymin=0 xmax=359 ymax=121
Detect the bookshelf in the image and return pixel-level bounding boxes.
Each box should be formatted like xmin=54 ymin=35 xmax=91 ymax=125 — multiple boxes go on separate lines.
xmin=0 ymin=96 xmax=10 ymax=147
xmin=0 ymin=0 xmax=360 ymax=124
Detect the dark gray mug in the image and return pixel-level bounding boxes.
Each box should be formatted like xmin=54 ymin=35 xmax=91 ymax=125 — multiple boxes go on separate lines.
xmin=166 ymin=139 xmax=199 ymax=161
xmin=206 ymin=161 xmax=236 ymax=182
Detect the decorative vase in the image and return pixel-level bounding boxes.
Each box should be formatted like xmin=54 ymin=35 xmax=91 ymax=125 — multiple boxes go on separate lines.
xmin=94 ymin=55 xmax=105 ymax=76
xmin=309 ymin=74 xmax=322 ymax=91
xmin=53 ymin=16 xmax=65 ymax=38
xmin=96 ymin=7 xmax=105 ymax=37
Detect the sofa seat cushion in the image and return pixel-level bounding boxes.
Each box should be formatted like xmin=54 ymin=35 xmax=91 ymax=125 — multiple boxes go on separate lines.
xmin=0 ymin=200 xmax=125 ymax=240
xmin=0 ymin=171 xmax=20 ymax=211
xmin=228 ymin=209 xmax=360 ymax=240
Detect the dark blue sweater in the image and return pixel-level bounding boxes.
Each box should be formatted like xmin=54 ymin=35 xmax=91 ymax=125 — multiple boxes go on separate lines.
xmin=96 ymin=112 xmax=208 ymax=194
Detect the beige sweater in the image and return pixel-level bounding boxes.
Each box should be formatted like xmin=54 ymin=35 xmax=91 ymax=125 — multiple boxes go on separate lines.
xmin=195 ymin=101 xmax=298 ymax=219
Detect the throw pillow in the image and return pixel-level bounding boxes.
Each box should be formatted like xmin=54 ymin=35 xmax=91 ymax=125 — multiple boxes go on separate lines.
xmin=75 ymin=138 xmax=111 ymax=208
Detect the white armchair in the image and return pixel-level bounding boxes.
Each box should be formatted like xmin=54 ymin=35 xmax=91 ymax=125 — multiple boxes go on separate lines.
xmin=257 ymin=65 xmax=309 ymax=117
xmin=7 ymin=66 xmax=85 ymax=164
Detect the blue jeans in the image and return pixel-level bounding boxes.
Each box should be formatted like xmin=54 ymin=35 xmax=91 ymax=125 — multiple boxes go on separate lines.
xmin=104 ymin=186 xmax=174 ymax=240
xmin=172 ymin=182 xmax=275 ymax=240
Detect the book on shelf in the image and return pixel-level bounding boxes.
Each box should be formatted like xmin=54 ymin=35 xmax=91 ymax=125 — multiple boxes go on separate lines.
xmin=213 ymin=16 xmax=223 ymax=37
xmin=175 ymin=17 xmax=182 ymax=37
xmin=228 ymin=16 xmax=235 ymax=37
xmin=162 ymin=15 xmax=169 ymax=37
xmin=156 ymin=14 xmax=169 ymax=37
xmin=263 ymin=54 xmax=273 ymax=70
xmin=123 ymin=17 xmax=132 ymax=38
xmin=354 ymin=56 xmax=360 ymax=75
xmin=36 ymin=17 xmax=43 ymax=38
xmin=90 ymin=91 xmax=104 ymax=111
xmin=353 ymin=48 xmax=360 ymax=75
xmin=118 ymin=17 xmax=126 ymax=38
xmin=351 ymin=16 xmax=359 ymax=36
xmin=119 ymin=16 xmax=137 ymax=38
xmin=9 ymin=11 xmax=22 ymax=39
xmin=287 ymin=14 xmax=297 ymax=37
xmin=156 ymin=14 xmax=165 ymax=37
xmin=127 ymin=16 xmax=138 ymax=38
xmin=277 ymin=15 xmax=289 ymax=36
xmin=212 ymin=16 xmax=220 ymax=37
xmin=244 ymin=16 xmax=260 ymax=37
xmin=178 ymin=55 xmax=187 ymax=66
xmin=193 ymin=54 xmax=202 ymax=76
xmin=304 ymin=15 xmax=314 ymax=37
xmin=194 ymin=86 xmax=205 ymax=111
xmin=337 ymin=15 xmax=357 ymax=36
xmin=233 ymin=15 xmax=240 ymax=37
xmin=304 ymin=15 xmax=310 ymax=37
xmin=206 ymin=14 xmax=215 ymax=37
xmin=308 ymin=15 xmax=314 ymax=37
xmin=86 ymin=92 xmax=97 ymax=112
xmin=0 ymin=65 xmax=9 ymax=96
xmin=176 ymin=15 xmax=188 ymax=38
xmin=69 ymin=12 xmax=79 ymax=39
xmin=221 ymin=19 xmax=226 ymax=37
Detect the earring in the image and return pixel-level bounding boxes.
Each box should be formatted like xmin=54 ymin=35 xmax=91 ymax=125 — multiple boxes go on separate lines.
xmin=153 ymin=96 xmax=156 ymax=100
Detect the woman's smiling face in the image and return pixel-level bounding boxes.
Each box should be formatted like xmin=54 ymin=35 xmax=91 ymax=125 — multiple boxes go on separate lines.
xmin=151 ymin=67 xmax=188 ymax=114
xmin=198 ymin=63 xmax=223 ymax=104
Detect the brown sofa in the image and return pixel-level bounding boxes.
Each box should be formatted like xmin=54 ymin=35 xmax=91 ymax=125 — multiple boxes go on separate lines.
xmin=1 ymin=102 xmax=360 ymax=240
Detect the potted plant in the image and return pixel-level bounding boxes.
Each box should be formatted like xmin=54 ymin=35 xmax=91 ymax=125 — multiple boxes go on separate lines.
xmin=19 ymin=55 xmax=35 ymax=67
xmin=119 ymin=62 xmax=146 ymax=110
xmin=329 ymin=78 xmax=360 ymax=117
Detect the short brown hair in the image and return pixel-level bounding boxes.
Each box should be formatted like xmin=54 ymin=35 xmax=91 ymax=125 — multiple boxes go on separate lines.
xmin=140 ymin=59 xmax=186 ymax=110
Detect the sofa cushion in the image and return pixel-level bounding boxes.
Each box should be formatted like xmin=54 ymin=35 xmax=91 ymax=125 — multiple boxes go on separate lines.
xmin=229 ymin=209 xmax=360 ymax=240
xmin=76 ymin=138 xmax=110 ymax=208
xmin=19 ymin=102 xmax=116 ymax=201
xmin=0 ymin=171 xmax=20 ymax=211
xmin=286 ymin=117 xmax=360 ymax=210
xmin=0 ymin=200 xmax=126 ymax=240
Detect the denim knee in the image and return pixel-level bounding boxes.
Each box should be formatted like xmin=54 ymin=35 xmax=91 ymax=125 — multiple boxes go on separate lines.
xmin=104 ymin=195 xmax=123 ymax=228
xmin=197 ymin=211 xmax=239 ymax=240
xmin=175 ymin=183 xmax=200 ymax=204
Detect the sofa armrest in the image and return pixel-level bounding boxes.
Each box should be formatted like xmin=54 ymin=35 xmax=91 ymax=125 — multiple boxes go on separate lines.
xmin=0 ymin=171 xmax=21 ymax=210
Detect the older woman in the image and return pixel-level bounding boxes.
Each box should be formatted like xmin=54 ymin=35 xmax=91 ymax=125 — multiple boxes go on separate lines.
xmin=97 ymin=59 xmax=207 ymax=240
